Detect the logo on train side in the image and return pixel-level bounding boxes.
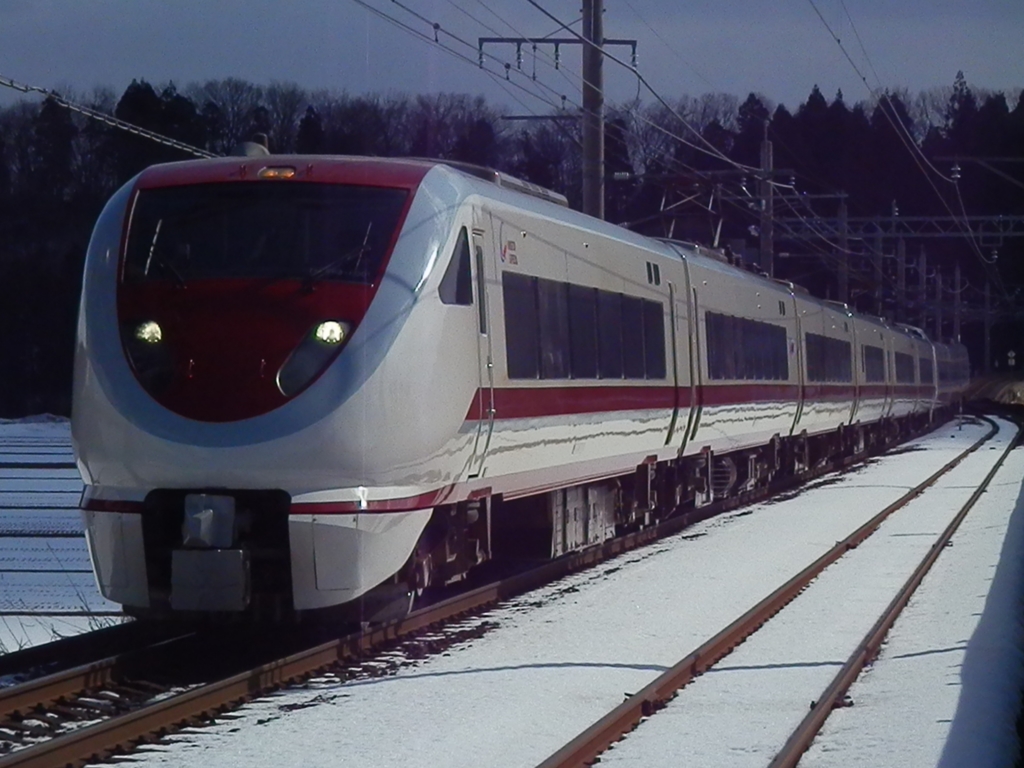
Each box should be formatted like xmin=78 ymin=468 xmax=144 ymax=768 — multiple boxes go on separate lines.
xmin=501 ymin=240 xmax=518 ymax=265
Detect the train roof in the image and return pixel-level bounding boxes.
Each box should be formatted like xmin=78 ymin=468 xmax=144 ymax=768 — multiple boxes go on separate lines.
xmin=133 ymin=154 xmax=569 ymax=206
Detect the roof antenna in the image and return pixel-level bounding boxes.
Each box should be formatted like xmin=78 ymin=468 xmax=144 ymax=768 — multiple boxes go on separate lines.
xmin=231 ymin=133 xmax=270 ymax=157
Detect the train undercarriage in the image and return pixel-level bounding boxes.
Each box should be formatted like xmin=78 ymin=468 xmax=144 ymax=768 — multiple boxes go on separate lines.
xmin=123 ymin=409 xmax=941 ymax=625
xmin=371 ymin=408 xmax=939 ymax=623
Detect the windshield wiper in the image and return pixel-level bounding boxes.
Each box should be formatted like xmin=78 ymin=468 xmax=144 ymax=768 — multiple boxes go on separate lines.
xmin=142 ymin=220 xmax=187 ymax=288
xmin=301 ymin=222 xmax=375 ymax=290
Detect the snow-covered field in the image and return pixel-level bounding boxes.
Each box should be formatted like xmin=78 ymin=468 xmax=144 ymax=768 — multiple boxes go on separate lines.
xmin=0 ymin=417 xmax=120 ymax=653
xmin=1 ymin=417 xmax=1020 ymax=766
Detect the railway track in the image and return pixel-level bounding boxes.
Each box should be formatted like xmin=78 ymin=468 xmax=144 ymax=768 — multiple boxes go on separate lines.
xmin=0 ymin=416 xmax=983 ymax=767
xmin=534 ymin=414 xmax=1018 ymax=768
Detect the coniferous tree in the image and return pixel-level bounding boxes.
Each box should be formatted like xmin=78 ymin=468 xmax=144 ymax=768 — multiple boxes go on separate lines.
xmin=32 ymin=97 xmax=78 ymax=203
xmin=296 ymin=105 xmax=324 ymax=153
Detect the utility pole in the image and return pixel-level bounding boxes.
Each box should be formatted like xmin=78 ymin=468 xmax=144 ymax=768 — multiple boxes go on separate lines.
xmin=873 ymin=226 xmax=883 ymax=317
xmin=953 ymin=262 xmax=962 ymax=343
xmin=896 ymin=238 xmax=906 ymax=324
xmin=934 ymin=269 xmax=943 ymax=341
xmin=984 ymin=281 xmax=992 ymax=373
xmin=581 ymin=0 xmax=604 ymax=220
xmin=918 ymin=246 xmax=928 ymax=331
xmin=759 ymin=122 xmax=774 ymax=276
xmin=480 ymin=3 xmax=636 ymax=221
xmin=837 ymin=199 xmax=849 ymax=304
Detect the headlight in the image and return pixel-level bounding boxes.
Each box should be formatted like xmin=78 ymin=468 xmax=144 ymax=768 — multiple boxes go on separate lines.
xmin=277 ymin=320 xmax=351 ymax=397
xmin=135 ymin=320 xmax=163 ymax=344
xmin=122 ymin=321 xmax=173 ymax=394
xmin=314 ymin=320 xmax=347 ymax=344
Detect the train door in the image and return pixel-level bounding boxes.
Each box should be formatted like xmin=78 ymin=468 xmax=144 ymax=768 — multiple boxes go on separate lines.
xmin=850 ymin=325 xmax=862 ymax=423
xmin=886 ymin=340 xmax=896 ymax=418
xmin=789 ymin=295 xmax=805 ymax=437
xmin=664 ymin=282 xmax=682 ymax=446
xmin=467 ymin=209 xmax=495 ymax=478
xmin=679 ymin=278 xmax=702 ymax=452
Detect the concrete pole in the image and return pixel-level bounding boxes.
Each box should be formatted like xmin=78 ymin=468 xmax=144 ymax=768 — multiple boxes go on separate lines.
xmin=934 ymin=269 xmax=943 ymax=341
xmin=837 ymin=199 xmax=849 ymax=304
xmin=953 ymin=262 xmax=961 ymax=342
xmin=984 ymin=281 xmax=992 ymax=373
xmin=759 ymin=122 xmax=774 ymax=276
xmin=581 ymin=0 xmax=604 ymax=220
xmin=918 ymin=246 xmax=928 ymax=331
xmin=896 ymin=238 xmax=906 ymax=324
xmin=873 ymin=224 xmax=883 ymax=317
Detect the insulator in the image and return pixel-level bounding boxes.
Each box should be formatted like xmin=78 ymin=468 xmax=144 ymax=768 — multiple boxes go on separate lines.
xmin=516 ymin=42 xmax=523 ymax=69
xmin=433 ymin=22 xmax=440 ymax=43
xmin=504 ymin=62 xmax=511 ymax=80
xmin=554 ymin=43 xmax=560 ymax=70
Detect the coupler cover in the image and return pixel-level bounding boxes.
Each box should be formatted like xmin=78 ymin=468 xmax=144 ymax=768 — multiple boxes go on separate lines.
xmin=182 ymin=493 xmax=236 ymax=548
xmin=171 ymin=548 xmax=250 ymax=611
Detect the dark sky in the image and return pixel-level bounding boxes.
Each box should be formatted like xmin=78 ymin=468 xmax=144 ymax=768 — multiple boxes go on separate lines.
xmin=2 ymin=0 xmax=1022 ymax=112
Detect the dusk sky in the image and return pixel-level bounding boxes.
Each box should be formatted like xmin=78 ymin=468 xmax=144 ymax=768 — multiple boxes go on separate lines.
xmin=1 ymin=0 xmax=1022 ymax=113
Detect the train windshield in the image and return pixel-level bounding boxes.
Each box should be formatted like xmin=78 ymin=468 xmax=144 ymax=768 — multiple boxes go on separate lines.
xmin=123 ymin=183 xmax=409 ymax=284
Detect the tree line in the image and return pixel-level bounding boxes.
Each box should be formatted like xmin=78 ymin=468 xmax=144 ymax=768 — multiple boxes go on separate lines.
xmin=1 ymin=73 xmax=1022 ymax=416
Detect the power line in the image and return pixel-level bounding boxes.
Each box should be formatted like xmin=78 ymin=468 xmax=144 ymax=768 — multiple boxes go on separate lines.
xmin=350 ymin=0 xmax=582 ymax=124
xmin=617 ymin=0 xmax=715 ymax=90
xmin=805 ymin=0 xmax=1011 ymax=302
xmin=0 ymin=74 xmax=217 ymax=159
xmin=523 ymin=0 xmax=759 ymax=173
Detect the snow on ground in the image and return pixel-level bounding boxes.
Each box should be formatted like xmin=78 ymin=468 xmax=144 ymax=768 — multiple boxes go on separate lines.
xmin=600 ymin=418 xmax=1019 ymax=768
xmin=0 ymin=417 xmax=119 ymax=654
xmin=114 ymin=418 xmax=1021 ymax=768
xmin=801 ymin=436 xmax=1024 ymax=768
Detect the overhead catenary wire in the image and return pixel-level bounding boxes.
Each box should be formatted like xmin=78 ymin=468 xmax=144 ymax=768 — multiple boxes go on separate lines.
xmin=617 ymin=0 xmax=715 ymax=90
xmin=805 ymin=0 xmax=1010 ymax=303
xmin=0 ymin=74 xmax=217 ymax=159
xmin=350 ymin=0 xmax=585 ymax=147
xmin=523 ymin=0 xmax=762 ymax=174
xmin=359 ymin=1 xmax=853 ymax=271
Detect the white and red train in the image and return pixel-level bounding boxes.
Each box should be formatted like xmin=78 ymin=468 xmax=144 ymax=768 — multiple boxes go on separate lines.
xmin=71 ymin=155 xmax=970 ymax=619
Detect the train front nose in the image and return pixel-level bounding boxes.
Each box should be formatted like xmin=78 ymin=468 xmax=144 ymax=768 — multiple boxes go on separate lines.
xmin=119 ymin=285 xmax=357 ymax=422
xmin=126 ymin=489 xmax=293 ymax=618
xmin=116 ymin=179 xmax=409 ymax=423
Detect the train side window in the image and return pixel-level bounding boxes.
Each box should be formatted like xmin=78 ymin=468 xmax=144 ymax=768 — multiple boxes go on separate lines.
xmin=537 ymin=277 xmax=570 ymax=379
xmin=806 ymin=333 xmax=852 ymax=382
xmin=568 ymin=284 xmax=598 ymax=379
xmin=438 ymin=227 xmax=473 ymax=306
xmin=920 ymin=357 xmax=934 ymax=384
xmin=643 ymin=300 xmax=666 ymax=379
xmin=621 ymin=295 xmax=646 ymax=379
xmin=474 ymin=245 xmax=487 ymax=333
xmin=597 ymin=290 xmax=624 ymax=379
xmin=806 ymin=334 xmax=824 ymax=382
xmin=706 ymin=311 xmax=787 ymax=381
xmin=502 ymin=272 xmax=539 ymax=379
xmin=894 ymin=352 xmax=915 ymax=383
xmin=706 ymin=312 xmax=733 ymax=380
xmin=863 ymin=345 xmax=885 ymax=382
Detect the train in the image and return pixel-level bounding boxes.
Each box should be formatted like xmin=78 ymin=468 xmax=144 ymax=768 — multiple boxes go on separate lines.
xmin=71 ymin=153 xmax=971 ymax=621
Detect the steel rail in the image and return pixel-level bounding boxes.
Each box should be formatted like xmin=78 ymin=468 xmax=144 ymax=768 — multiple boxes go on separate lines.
xmin=0 ymin=418 xmax=962 ymax=767
xmin=534 ymin=417 xmax=1000 ymax=768
xmin=768 ymin=416 xmax=1021 ymax=767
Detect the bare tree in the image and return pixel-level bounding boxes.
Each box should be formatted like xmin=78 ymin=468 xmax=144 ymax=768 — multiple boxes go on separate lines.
xmin=186 ymin=78 xmax=264 ymax=153
xmin=264 ymin=81 xmax=307 ymax=153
